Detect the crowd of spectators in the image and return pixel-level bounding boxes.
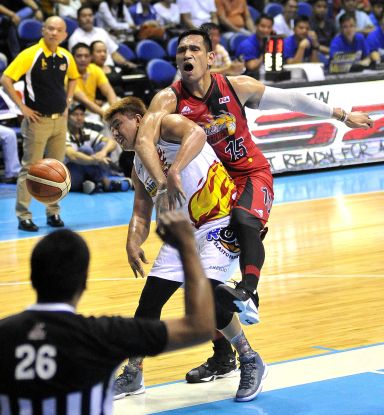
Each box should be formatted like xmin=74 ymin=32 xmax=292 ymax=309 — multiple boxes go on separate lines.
xmin=1 ymin=0 xmax=384 ymax=183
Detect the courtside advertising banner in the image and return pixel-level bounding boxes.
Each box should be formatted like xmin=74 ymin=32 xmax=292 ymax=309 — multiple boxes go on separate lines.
xmin=246 ymin=79 xmax=384 ymax=173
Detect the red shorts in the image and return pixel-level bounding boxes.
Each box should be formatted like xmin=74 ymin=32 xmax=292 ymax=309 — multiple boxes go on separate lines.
xmin=232 ymin=168 xmax=274 ymax=224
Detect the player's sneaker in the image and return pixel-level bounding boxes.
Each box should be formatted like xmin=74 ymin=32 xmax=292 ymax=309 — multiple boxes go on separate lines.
xmin=215 ymin=282 xmax=260 ymax=325
xmin=186 ymin=352 xmax=237 ymax=383
xmin=236 ymin=352 xmax=268 ymax=402
xmin=113 ymin=362 xmax=145 ymax=400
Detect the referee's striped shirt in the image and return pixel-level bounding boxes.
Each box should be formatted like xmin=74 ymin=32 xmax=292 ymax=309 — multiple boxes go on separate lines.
xmin=0 ymin=304 xmax=167 ymax=415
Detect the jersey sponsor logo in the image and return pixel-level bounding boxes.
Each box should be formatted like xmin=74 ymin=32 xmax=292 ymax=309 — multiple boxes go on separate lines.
xmin=219 ymin=96 xmax=230 ymax=104
xmin=181 ymin=105 xmax=192 ymax=114
xmin=189 ymin=161 xmax=236 ymax=228
xmin=200 ymin=111 xmax=237 ymax=146
xmin=206 ymin=226 xmax=240 ymax=254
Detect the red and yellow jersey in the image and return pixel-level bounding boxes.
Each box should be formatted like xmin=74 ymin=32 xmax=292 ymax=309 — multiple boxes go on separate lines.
xmin=171 ymin=73 xmax=270 ymax=178
xmin=134 ymin=140 xmax=236 ymax=229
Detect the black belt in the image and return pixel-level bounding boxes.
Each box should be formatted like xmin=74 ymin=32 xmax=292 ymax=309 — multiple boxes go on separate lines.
xmin=40 ymin=113 xmax=63 ymax=119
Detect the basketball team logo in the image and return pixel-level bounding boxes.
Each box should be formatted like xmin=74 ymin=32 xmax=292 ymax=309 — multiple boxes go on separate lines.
xmin=200 ymin=111 xmax=237 ymax=146
xmin=189 ymin=161 xmax=236 ymax=228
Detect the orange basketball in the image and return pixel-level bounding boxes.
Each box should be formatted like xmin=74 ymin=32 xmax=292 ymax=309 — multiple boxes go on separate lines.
xmin=26 ymin=159 xmax=71 ymax=204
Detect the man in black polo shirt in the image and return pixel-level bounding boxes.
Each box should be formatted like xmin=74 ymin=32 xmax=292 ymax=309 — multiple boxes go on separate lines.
xmin=0 ymin=211 xmax=215 ymax=414
xmin=1 ymin=16 xmax=80 ymax=232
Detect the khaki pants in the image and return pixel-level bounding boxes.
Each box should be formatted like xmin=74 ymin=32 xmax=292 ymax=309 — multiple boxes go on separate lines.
xmin=16 ymin=116 xmax=67 ymax=220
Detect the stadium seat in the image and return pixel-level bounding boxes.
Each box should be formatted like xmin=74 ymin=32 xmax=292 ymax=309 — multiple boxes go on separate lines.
xmin=248 ymin=5 xmax=260 ymax=22
xmin=167 ymin=37 xmax=178 ymax=59
xmin=63 ymin=17 xmax=79 ymax=37
xmin=136 ymin=40 xmax=167 ymax=63
xmin=229 ymin=33 xmax=249 ymax=55
xmin=298 ymin=2 xmax=313 ymax=17
xmin=118 ymin=43 xmax=136 ymax=61
xmin=146 ymin=58 xmax=176 ymax=88
xmin=264 ymin=2 xmax=283 ymax=17
xmin=17 ymin=19 xmax=43 ymax=47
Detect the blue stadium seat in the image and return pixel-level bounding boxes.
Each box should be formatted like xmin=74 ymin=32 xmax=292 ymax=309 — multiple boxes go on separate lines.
xmin=248 ymin=5 xmax=260 ymax=22
xmin=264 ymin=2 xmax=283 ymax=17
xmin=136 ymin=40 xmax=167 ymax=63
xmin=167 ymin=37 xmax=178 ymax=59
xmin=17 ymin=19 xmax=43 ymax=46
xmin=229 ymin=33 xmax=249 ymax=55
xmin=298 ymin=2 xmax=313 ymax=17
xmin=63 ymin=17 xmax=79 ymax=37
xmin=146 ymin=59 xmax=176 ymax=88
xmin=117 ymin=43 xmax=136 ymax=61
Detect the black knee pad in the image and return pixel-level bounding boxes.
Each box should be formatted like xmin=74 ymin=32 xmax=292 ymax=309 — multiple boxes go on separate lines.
xmin=230 ymin=207 xmax=264 ymax=232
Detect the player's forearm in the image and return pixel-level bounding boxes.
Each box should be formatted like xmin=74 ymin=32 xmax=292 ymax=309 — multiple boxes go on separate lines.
xmin=127 ymin=215 xmax=151 ymax=248
xmin=168 ymin=126 xmax=206 ymax=176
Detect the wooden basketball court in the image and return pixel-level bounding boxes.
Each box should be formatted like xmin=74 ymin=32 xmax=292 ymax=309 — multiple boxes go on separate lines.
xmin=0 ymin=164 xmax=383 ymax=414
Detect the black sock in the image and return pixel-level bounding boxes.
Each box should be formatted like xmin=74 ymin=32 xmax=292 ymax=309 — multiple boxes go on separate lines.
xmin=212 ymin=336 xmax=234 ymax=358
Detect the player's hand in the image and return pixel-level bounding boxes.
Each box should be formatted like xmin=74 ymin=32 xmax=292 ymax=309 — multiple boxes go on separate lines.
xmin=156 ymin=210 xmax=194 ymax=248
xmin=167 ymin=168 xmax=186 ymax=210
xmin=345 ymin=111 xmax=374 ymax=129
xmin=127 ymin=244 xmax=148 ymax=278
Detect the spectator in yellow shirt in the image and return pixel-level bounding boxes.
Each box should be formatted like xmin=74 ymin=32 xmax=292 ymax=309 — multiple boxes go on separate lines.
xmin=72 ymin=42 xmax=117 ymax=118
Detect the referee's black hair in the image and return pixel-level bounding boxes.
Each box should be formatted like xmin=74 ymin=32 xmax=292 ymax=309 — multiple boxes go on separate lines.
xmin=178 ymin=29 xmax=213 ymax=52
xmin=31 ymin=229 xmax=90 ymax=303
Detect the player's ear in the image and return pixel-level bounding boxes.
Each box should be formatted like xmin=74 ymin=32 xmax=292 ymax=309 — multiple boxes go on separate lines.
xmin=207 ymin=50 xmax=215 ymax=67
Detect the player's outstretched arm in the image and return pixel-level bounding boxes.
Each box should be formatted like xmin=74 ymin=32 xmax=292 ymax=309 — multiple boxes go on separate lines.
xmin=157 ymin=211 xmax=215 ymax=351
xmin=126 ymin=170 xmax=153 ymax=278
xmin=229 ymin=75 xmax=374 ymax=129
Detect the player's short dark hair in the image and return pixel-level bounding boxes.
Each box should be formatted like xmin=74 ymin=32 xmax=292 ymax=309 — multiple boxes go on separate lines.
xmin=104 ymin=96 xmax=147 ymax=124
xmin=72 ymin=42 xmax=91 ymax=55
xmin=31 ymin=229 xmax=90 ymax=303
xmin=256 ymin=13 xmax=274 ymax=25
xmin=178 ymin=29 xmax=213 ymax=52
xmin=294 ymin=14 xmax=310 ymax=26
xmin=339 ymin=12 xmax=356 ymax=26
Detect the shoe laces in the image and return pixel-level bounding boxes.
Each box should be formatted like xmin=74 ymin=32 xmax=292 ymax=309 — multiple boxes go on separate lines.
xmin=115 ymin=363 xmax=138 ymax=387
xmin=238 ymin=356 xmax=257 ymax=388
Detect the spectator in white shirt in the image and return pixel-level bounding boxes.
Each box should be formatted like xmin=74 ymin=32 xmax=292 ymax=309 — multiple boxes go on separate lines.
xmin=177 ymin=0 xmax=218 ymax=29
xmin=153 ymin=0 xmax=181 ymax=28
xmin=97 ymin=0 xmax=136 ymax=42
xmin=68 ymin=5 xmax=137 ymax=68
xmin=273 ymin=0 xmax=298 ymax=37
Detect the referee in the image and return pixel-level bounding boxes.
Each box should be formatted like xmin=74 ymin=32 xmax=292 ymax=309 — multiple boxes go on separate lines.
xmin=0 ymin=211 xmax=215 ymax=414
xmin=0 ymin=16 xmax=80 ymax=232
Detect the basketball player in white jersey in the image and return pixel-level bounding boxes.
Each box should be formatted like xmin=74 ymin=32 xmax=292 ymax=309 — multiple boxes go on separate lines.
xmin=104 ymin=97 xmax=268 ymax=403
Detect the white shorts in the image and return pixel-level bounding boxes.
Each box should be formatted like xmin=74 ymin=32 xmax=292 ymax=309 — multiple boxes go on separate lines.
xmin=150 ymin=217 xmax=240 ymax=283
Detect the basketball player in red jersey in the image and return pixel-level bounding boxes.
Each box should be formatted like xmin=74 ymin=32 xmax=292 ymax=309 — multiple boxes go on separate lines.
xmin=130 ymin=29 xmax=374 ymax=386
